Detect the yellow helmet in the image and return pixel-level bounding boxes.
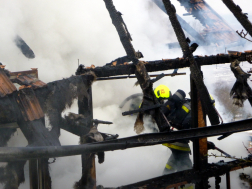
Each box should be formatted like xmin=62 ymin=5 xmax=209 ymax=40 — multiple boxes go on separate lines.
xmin=154 ymin=85 xmax=171 ymax=99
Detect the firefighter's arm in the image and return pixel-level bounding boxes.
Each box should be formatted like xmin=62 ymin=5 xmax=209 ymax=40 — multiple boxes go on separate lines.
xmin=161 ymin=100 xmax=174 ymax=115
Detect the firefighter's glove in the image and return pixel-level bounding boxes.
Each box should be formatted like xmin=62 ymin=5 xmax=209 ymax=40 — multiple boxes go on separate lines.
xmin=207 ymin=141 xmax=216 ymax=150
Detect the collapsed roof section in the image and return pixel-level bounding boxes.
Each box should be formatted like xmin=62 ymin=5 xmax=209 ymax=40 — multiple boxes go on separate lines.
xmin=177 ymin=0 xmax=241 ymax=45
xmin=0 ymin=65 xmax=96 ymax=188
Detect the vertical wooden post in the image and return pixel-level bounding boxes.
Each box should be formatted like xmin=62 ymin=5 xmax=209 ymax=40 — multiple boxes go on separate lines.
xmin=226 ymin=172 xmax=231 ymax=189
xmin=37 ymin=159 xmax=51 ymax=189
xmin=78 ymin=86 xmax=96 ymax=189
xmin=191 ymin=67 xmax=208 ymax=189
xmin=29 ymin=159 xmax=38 ymax=189
xmin=38 ymin=159 xmax=44 ymax=189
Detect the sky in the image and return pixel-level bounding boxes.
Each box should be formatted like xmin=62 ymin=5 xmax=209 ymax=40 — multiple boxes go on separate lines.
xmin=1 ymin=0 xmax=252 ymax=188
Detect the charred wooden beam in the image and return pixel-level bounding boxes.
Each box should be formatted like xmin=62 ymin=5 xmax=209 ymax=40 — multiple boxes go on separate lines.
xmin=38 ymin=159 xmax=51 ymax=189
xmin=222 ymin=0 xmax=252 ymax=38
xmin=103 ymin=0 xmax=168 ymax=132
xmin=103 ymin=0 xmax=142 ymax=61
xmin=0 ymin=118 xmax=252 ymax=161
xmin=0 ymin=122 xmax=18 ymax=129
xmin=96 ymin=73 xmax=186 ymax=80
xmin=115 ymin=156 xmax=252 ymax=189
xmin=60 ymin=113 xmax=90 ymax=136
xmin=76 ymin=51 xmax=252 ymax=77
xmin=134 ymin=61 xmax=170 ymax=132
xmin=75 ymin=85 xmax=96 ymax=189
xmin=162 ymin=0 xmax=219 ymax=125
xmin=29 ymin=159 xmax=38 ymax=189
xmin=60 ymin=114 xmax=113 ymax=137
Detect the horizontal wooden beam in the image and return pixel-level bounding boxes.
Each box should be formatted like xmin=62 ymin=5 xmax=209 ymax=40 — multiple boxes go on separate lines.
xmin=0 ymin=118 xmax=252 ymax=161
xmin=77 ymin=51 xmax=252 ymax=77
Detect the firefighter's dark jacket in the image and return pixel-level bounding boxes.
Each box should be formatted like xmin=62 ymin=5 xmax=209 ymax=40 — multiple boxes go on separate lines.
xmin=161 ymin=89 xmax=191 ymax=131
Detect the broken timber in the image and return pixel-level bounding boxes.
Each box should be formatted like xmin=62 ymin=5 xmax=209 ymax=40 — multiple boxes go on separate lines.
xmin=76 ymin=51 xmax=252 ymax=77
xmin=103 ymin=0 xmax=169 ymax=132
xmin=103 ymin=0 xmax=142 ymax=61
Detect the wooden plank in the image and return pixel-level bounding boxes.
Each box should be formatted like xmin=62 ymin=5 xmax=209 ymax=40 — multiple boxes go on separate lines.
xmin=29 ymin=159 xmax=38 ymax=189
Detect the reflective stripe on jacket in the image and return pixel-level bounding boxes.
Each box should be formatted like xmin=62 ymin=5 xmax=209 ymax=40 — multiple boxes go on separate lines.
xmin=162 ymin=142 xmax=190 ymax=151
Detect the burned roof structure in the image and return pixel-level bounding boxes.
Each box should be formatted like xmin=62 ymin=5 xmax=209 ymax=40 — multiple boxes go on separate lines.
xmin=153 ymin=0 xmax=246 ymax=49
xmin=1 ymin=0 xmax=252 ymax=189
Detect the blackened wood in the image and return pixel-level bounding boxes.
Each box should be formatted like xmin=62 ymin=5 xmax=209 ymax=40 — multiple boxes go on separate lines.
xmin=98 ymin=2 xmax=169 ymax=131
xmin=96 ymin=73 xmax=186 ymax=80
xmin=102 ymin=0 xmax=169 ymax=132
xmin=226 ymin=172 xmax=231 ymax=189
xmin=0 ymin=95 xmax=21 ymax=124
xmin=103 ymin=0 xmax=138 ymax=61
xmin=17 ymin=119 xmax=60 ymax=147
xmin=38 ymin=159 xmax=51 ymax=189
xmin=134 ymin=61 xmax=169 ymax=132
xmin=74 ymin=154 xmax=96 ymax=189
xmin=162 ymin=0 xmax=219 ymax=126
xmin=78 ymin=87 xmax=93 ymax=128
xmin=191 ymin=75 xmax=200 ymax=169
xmin=29 ymin=159 xmax=38 ymax=189
xmin=222 ymin=0 xmax=252 ymax=38
xmin=77 ymin=86 xmax=96 ymax=189
xmin=77 ymin=52 xmax=251 ymax=78
xmin=60 ymin=114 xmax=90 ymax=136
xmin=1 ymin=119 xmax=252 ymax=161
xmin=122 ymin=104 xmax=162 ymax=116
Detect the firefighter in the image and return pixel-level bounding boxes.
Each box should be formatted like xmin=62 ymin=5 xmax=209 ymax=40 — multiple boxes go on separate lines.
xmin=155 ymin=89 xmax=193 ymax=175
xmin=159 ymin=89 xmax=215 ymax=189
xmin=157 ymin=88 xmax=194 ymax=189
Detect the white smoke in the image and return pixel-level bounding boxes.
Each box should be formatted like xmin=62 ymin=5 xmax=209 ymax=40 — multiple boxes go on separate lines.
xmin=1 ymin=0 xmax=252 ymax=188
